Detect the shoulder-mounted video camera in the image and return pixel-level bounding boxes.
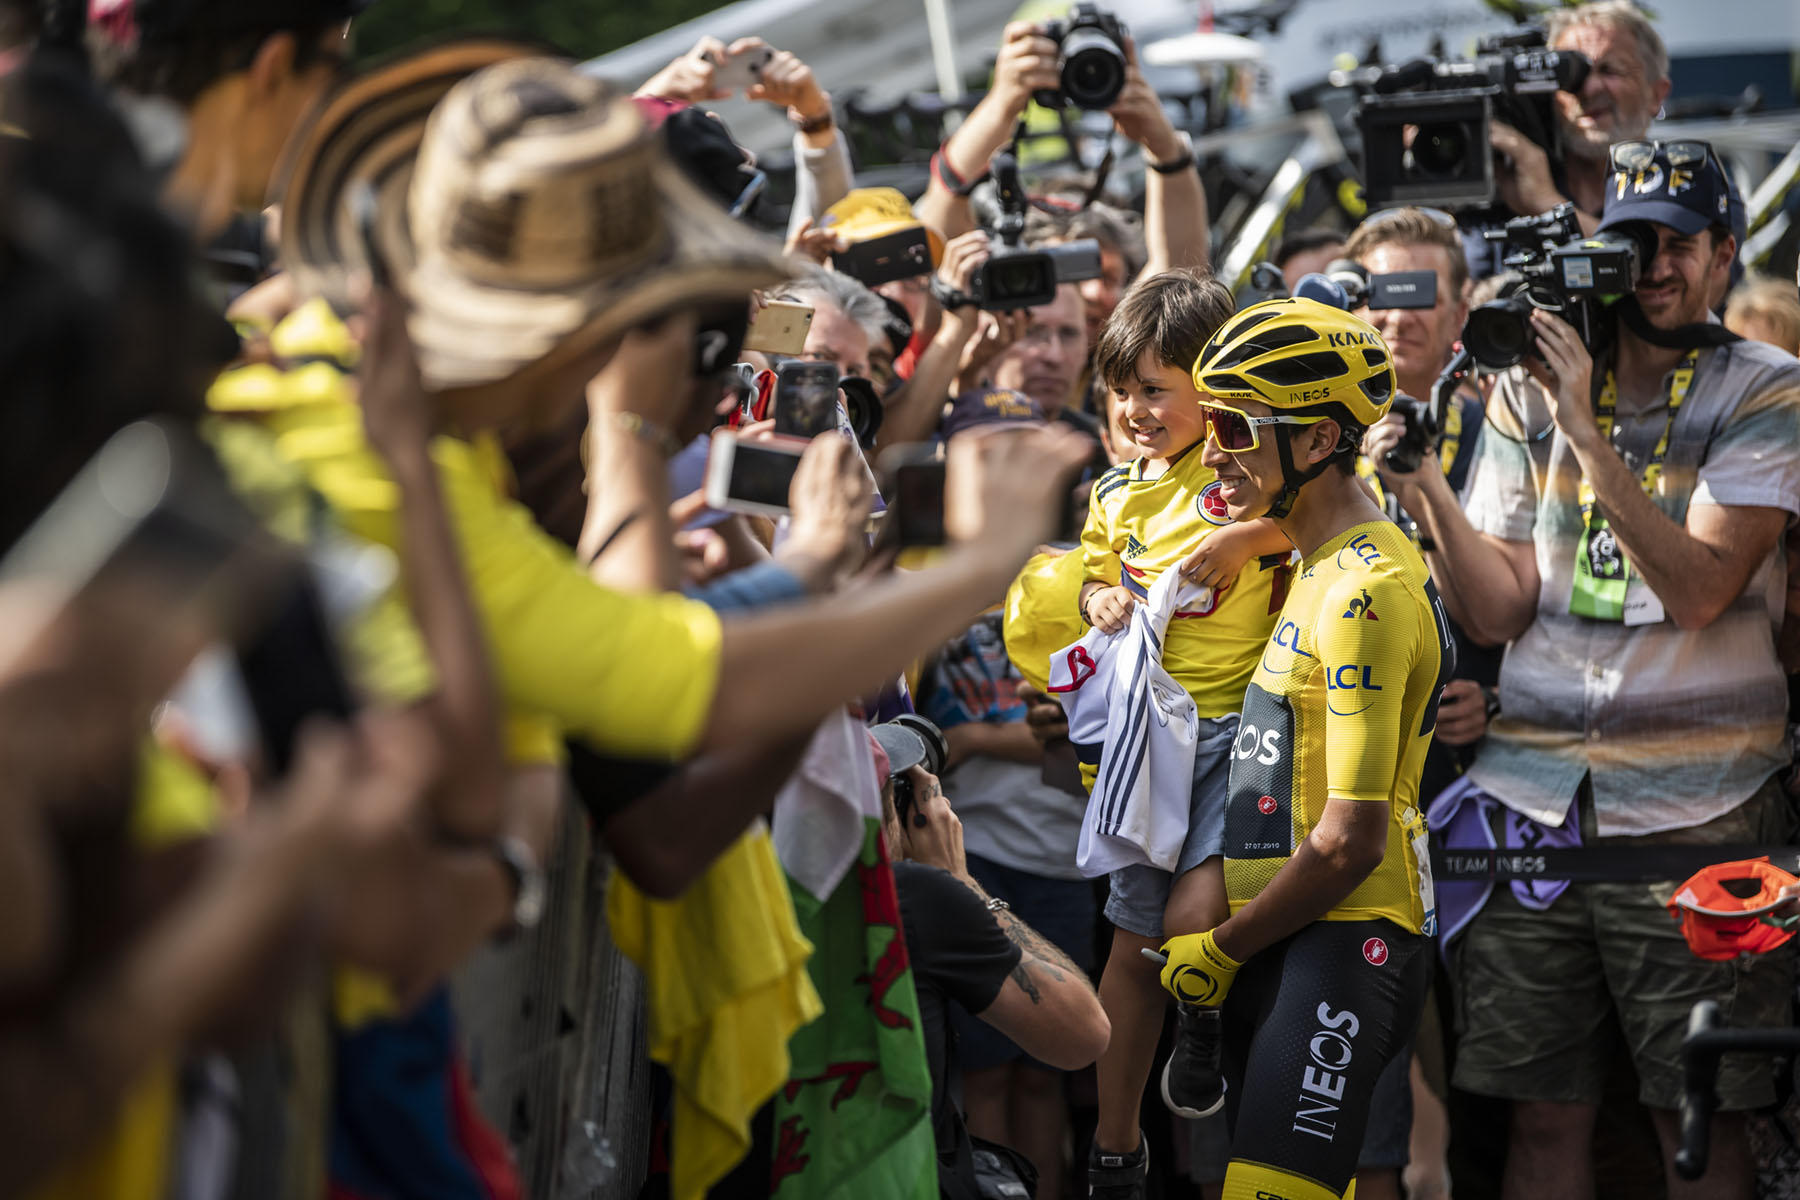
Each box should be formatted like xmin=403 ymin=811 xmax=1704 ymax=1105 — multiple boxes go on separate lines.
xmin=1346 ymin=28 xmax=1589 ymax=211
xmin=1462 ymin=203 xmax=1653 ymax=369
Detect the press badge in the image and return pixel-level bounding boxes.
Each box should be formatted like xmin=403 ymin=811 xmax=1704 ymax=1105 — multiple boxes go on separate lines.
xmin=1621 ymin=576 xmax=1666 ymax=626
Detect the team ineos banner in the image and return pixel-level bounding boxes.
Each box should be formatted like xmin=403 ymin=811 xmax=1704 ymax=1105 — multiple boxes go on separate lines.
xmin=1431 ymin=845 xmax=1800 ymax=884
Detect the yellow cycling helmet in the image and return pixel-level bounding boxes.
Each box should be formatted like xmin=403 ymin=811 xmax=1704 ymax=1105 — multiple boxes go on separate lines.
xmin=1191 ymin=298 xmax=1397 ymax=518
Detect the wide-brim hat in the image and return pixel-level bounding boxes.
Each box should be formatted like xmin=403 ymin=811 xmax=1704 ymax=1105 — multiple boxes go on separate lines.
xmin=277 ymin=39 xmax=794 ymax=392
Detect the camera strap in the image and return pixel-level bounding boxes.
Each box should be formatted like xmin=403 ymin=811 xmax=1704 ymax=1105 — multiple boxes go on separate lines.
xmin=1567 ymin=351 xmax=1696 ymax=622
xmin=1616 ymin=296 xmax=1743 ymax=350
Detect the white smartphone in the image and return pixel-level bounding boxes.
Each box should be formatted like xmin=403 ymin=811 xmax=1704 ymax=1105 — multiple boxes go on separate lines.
xmin=704 ymin=429 xmax=808 ymax=518
xmin=708 ymin=45 xmax=775 ymax=92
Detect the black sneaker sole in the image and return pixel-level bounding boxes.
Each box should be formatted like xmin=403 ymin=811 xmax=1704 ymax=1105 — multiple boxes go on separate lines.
xmin=1160 ymin=1055 xmax=1225 ymax=1120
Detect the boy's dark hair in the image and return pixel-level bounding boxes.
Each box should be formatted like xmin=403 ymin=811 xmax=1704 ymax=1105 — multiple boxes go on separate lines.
xmin=1093 ymin=269 xmax=1235 ymax=392
xmin=0 ymin=57 xmax=224 ymax=553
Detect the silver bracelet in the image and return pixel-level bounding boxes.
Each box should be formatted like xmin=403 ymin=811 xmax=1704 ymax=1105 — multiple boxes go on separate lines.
xmin=985 ymin=896 xmax=1011 ymax=913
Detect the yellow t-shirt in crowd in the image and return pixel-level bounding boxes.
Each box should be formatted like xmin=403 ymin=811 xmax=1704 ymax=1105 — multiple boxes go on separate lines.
xmin=207 ymin=300 xmax=723 ymax=765
xmin=1079 ymin=447 xmax=1287 ymax=719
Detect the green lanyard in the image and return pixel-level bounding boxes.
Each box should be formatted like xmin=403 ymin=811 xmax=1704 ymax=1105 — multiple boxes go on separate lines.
xmin=1568 ymin=351 xmax=1696 ymax=621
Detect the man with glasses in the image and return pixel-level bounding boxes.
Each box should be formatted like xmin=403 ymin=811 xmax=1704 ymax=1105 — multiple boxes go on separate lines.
xmin=1491 ymin=0 xmax=1669 ymax=234
xmin=1374 ymin=140 xmax=1800 ymax=1200
xmin=988 ymin=284 xmax=1090 ymax=423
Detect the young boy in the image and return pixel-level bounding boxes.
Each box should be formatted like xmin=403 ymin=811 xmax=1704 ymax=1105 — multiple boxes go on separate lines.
xmin=1076 ymin=270 xmax=1295 ymax=1199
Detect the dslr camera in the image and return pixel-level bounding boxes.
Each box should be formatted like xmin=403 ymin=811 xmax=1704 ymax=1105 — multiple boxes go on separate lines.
xmin=1349 ymin=28 xmax=1589 ymax=210
xmin=1462 ymin=203 xmax=1654 ymax=369
xmin=945 ymin=149 xmax=1104 ymax=311
xmin=1034 ymin=3 xmax=1129 ymax=111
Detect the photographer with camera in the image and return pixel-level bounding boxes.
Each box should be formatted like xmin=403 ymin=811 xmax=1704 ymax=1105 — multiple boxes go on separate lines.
xmin=1369 ymin=141 xmax=1800 ymax=1200
xmin=1492 ymin=2 xmax=1669 ymax=235
xmin=916 ymin=10 xmax=1208 ymax=281
xmin=873 ymin=716 xmax=1110 ymax=1200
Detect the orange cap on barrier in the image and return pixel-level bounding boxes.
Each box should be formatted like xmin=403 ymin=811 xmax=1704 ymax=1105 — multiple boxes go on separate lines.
xmin=1668 ymin=857 xmax=1800 ymax=961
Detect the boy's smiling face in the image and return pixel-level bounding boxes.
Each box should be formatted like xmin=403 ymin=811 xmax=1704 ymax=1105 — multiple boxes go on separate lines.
xmin=1113 ymin=349 xmax=1208 ymax=462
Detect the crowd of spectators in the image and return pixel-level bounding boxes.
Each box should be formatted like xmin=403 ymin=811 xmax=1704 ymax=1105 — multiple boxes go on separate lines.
xmin=4 ymin=1 xmax=1800 ymax=1199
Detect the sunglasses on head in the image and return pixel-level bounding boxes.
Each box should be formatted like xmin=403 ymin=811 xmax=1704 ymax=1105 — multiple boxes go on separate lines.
xmin=1609 ymin=139 xmax=1719 ymax=175
xmin=1198 ymin=401 xmax=1330 ymax=453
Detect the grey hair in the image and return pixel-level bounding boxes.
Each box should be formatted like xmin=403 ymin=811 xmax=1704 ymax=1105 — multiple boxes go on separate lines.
xmin=1547 ymin=1 xmax=1669 ymax=85
xmin=769 ymin=267 xmax=889 ymax=355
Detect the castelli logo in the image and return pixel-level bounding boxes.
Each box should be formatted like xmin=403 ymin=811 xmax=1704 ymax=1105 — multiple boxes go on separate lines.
xmin=1362 ymin=938 xmax=1389 ymax=966
xmin=1197 ymin=479 xmax=1231 ymax=525
xmin=1257 ymin=795 xmax=1278 ymax=815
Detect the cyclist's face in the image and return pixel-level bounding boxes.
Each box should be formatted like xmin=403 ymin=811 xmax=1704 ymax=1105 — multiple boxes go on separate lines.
xmin=1198 ymin=396 xmax=1339 ymax=521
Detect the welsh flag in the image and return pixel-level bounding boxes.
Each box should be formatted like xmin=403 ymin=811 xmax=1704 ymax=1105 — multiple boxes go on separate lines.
xmin=771 ymin=821 xmax=935 ymax=1200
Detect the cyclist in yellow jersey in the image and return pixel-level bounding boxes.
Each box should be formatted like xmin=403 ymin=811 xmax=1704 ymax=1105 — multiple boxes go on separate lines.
xmin=1157 ymin=299 xmax=1454 ymax=1200
xmin=1075 ymin=273 xmax=1298 ymax=1198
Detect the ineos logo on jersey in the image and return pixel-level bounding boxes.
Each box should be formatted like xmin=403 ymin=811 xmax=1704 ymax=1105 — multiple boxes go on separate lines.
xmin=1363 ymin=938 xmax=1389 ymax=966
xmin=1234 ymin=724 xmax=1282 ymax=765
xmin=1197 ymin=479 xmax=1230 ymax=525
xmin=1293 ymin=1003 xmax=1361 ymax=1144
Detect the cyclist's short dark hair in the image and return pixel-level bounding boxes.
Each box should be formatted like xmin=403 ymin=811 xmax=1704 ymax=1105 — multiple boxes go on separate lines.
xmin=1093 ymin=269 xmax=1234 ymax=392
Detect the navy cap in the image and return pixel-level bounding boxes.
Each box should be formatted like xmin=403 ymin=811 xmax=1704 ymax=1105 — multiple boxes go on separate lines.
xmin=1598 ymin=143 xmax=1733 ymax=238
xmin=939 ymin=387 xmax=1045 ymax=443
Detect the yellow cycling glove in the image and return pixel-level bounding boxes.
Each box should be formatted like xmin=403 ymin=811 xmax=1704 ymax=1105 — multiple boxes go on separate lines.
xmin=1160 ymin=929 xmax=1241 ymax=1008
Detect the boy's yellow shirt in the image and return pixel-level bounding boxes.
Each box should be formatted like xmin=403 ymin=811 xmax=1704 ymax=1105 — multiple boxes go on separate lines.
xmin=1078 ymin=447 xmax=1289 ymax=718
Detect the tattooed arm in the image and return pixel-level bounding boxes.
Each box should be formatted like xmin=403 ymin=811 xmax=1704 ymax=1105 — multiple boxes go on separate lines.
xmin=957 ymin=872 xmax=1109 ymax=1068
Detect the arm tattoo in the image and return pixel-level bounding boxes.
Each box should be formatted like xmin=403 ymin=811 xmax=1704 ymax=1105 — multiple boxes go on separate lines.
xmin=1009 ymin=961 xmax=1043 ymax=1004
xmin=992 ymin=907 xmax=1072 ymax=982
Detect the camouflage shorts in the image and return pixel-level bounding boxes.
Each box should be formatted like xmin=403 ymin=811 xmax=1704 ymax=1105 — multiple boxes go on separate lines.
xmin=1451 ymin=776 xmax=1796 ymax=1110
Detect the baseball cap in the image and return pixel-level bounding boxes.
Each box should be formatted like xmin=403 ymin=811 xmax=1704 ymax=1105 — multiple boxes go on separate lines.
xmin=90 ymin=0 xmax=371 ymax=44
xmin=940 ymin=387 xmax=1045 ymax=443
xmin=823 ymin=187 xmax=944 ymax=263
xmin=1598 ymin=139 xmax=1733 ymax=238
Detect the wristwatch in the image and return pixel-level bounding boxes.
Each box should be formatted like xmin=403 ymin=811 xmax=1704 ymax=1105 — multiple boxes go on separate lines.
xmin=492 ymin=836 xmax=547 ymax=935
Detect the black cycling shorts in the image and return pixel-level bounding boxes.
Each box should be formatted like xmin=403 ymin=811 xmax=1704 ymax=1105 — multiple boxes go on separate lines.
xmin=1220 ymin=918 xmax=1430 ymax=1197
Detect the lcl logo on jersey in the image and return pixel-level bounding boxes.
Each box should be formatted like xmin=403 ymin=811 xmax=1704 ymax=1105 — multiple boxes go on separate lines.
xmin=1196 ymin=480 xmax=1230 ymax=525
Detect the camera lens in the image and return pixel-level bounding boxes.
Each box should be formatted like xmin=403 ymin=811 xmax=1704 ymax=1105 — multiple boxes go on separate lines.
xmin=1059 ymin=28 xmax=1126 ymax=109
xmin=1411 ymin=122 xmax=1470 ymax=179
xmin=1463 ymin=296 xmax=1536 ymax=369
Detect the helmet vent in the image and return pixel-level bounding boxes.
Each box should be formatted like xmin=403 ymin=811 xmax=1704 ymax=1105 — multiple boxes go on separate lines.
xmin=1359 ymin=374 xmax=1393 ymax=403
xmin=1201 ymin=372 xmax=1254 ymax=395
xmin=1210 ymin=324 xmax=1316 ymax=370
xmin=1362 ymin=349 xmax=1388 ymax=369
xmin=1247 ymin=351 xmax=1348 ymax=387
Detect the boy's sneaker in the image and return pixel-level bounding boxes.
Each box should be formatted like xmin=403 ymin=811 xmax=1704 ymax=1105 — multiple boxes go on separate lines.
xmin=1161 ymin=1004 xmax=1226 ymax=1118
xmin=1087 ymin=1135 xmax=1148 ymax=1200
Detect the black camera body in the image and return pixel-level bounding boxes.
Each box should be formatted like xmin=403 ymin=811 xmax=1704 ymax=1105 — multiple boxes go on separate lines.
xmin=1033 ymin=3 xmax=1129 ymax=111
xmin=1462 ymin=203 xmax=1654 ymax=369
xmin=1383 ymin=395 xmax=1440 ymax=475
xmin=1354 ymin=28 xmax=1590 ymax=210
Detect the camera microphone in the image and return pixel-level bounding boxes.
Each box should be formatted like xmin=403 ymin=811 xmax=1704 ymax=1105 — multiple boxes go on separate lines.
xmin=1292 ymin=272 xmax=1353 ymax=311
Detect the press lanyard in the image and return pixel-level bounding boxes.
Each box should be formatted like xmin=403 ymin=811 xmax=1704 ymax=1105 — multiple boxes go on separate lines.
xmin=1568 ymin=351 xmax=1697 ymax=621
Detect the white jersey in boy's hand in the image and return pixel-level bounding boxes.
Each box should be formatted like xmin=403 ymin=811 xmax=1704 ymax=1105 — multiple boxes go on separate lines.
xmin=1048 ymin=568 xmax=1210 ymax=877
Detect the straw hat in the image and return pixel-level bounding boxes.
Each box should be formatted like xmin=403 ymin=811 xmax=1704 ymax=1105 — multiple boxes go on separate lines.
xmin=278 ymin=40 xmax=794 ymax=391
